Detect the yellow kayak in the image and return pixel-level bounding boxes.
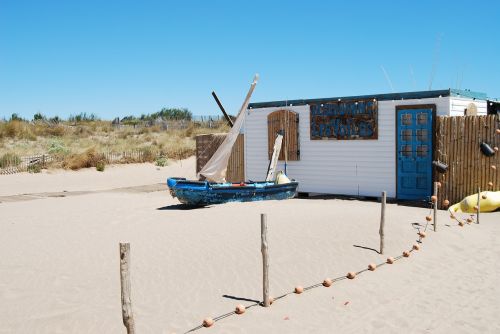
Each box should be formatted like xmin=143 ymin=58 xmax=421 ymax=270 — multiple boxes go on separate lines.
xmin=449 ymin=191 xmax=500 ymax=213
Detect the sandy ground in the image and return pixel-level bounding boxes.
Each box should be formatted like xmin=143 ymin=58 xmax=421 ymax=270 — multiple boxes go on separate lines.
xmin=1 ymin=160 xmax=499 ymax=334
xmin=0 ymin=158 xmax=195 ymax=197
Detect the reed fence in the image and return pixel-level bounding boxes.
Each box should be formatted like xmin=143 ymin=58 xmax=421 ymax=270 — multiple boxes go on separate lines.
xmin=0 ymin=154 xmax=52 ymax=174
xmin=195 ymin=133 xmax=245 ymax=182
xmin=100 ymin=150 xmax=156 ymax=163
xmin=435 ymin=115 xmax=499 ymax=209
xmin=112 ymin=116 xmax=226 ymax=130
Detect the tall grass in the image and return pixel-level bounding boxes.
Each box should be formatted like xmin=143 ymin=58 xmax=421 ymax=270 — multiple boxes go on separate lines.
xmin=62 ymin=148 xmax=104 ymax=170
xmin=0 ymin=152 xmax=21 ymax=168
xmin=0 ymin=118 xmax=228 ymax=170
xmin=0 ymin=120 xmax=66 ymax=139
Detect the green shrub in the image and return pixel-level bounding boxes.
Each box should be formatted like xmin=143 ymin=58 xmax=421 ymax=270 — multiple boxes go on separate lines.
xmin=140 ymin=147 xmax=155 ymax=162
xmin=47 ymin=140 xmax=69 ymax=155
xmin=0 ymin=153 xmax=21 ymax=168
xmin=33 ymin=113 xmax=46 ymax=121
xmin=155 ymin=156 xmax=168 ymax=167
xmin=27 ymin=164 xmax=42 ymax=173
xmin=96 ymin=161 xmax=105 ymax=172
xmin=10 ymin=113 xmax=24 ymax=121
xmin=49 ymin=116 xmax=61 ymax=124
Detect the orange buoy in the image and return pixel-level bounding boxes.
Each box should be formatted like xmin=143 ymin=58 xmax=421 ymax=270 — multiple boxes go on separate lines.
xmin=386 ymin=257 xmax=395 ymax=264
xmin=418 ymin=231 xmax=426 ymax=238
xmin=202 ymin=317 xmax=214 ymax=328
xmin=431 ymin=195 xmax=437 ymax=202
xmin=403 ymin=251 xmax=410 ymax=257
xmin=368 ymin=263 xmax=377 ymax=271
xmin=235 ymin=304 xmax=246 ymax=315
xmin=425 ymin=215 xmax=432 ymax=222
xmin=346 ymin=272 xmax=356 ymax=279
xmin=412 ymin=244 xmax=420 ymax=251
xmin=294 ymin=286 xmax=304 ymax=294
xmin=443 ymin=199 xmax=450 ymax=207
xmin=323 ymin=278 xmax=333 ymax=287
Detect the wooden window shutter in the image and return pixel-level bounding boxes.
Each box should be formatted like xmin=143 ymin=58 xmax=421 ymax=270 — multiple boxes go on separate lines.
xmin=267 ymin=110 xmax=300 ymax=161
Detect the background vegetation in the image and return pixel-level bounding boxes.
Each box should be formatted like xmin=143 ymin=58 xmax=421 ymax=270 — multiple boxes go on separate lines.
xmin=0 ymin=110 xmax=229 ymax=171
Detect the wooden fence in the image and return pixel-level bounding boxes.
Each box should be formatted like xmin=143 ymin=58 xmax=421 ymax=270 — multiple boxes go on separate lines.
xmin=0 ymin=154 xmax=52 ymax=174
xmin=100 ymin=150 xmax=154 ymax=163
xmin=227 ymin=134 xmax=245 ymax=182
xmin=195 ymin=133 xmax=245 ymax=182
xmin=112 ymin=117 xmax=226 ymax=131
xmin=435 ymin=115 xmax=499 ymax=209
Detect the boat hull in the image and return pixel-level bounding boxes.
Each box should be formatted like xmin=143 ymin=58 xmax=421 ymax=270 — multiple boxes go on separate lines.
xmin=167 ymin=178 xmax=298 ymax=206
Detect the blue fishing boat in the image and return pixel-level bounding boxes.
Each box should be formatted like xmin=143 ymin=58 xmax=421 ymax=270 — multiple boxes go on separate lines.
xmin=166 ymin=74 xmax=299 ymax=206
xmin=167 ymin=178 xmax=298 ymax=206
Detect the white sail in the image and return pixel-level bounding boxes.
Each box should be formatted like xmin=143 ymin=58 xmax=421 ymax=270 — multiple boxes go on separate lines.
xmin=198 ymin=74 xmax=259 ymax=183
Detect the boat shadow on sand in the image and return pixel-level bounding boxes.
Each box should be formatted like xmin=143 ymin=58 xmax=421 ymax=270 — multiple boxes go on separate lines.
xmin=156 ymin=204 xmax=208 ymax=211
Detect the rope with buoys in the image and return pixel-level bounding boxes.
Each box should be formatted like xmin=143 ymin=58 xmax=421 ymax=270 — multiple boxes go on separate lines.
xmin=181 ymin=199 xmax=478 ymax=334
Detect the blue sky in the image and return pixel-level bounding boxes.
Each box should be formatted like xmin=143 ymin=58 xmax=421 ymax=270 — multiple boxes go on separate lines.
xmin=1 ymin=0 xmax=499 ymax=120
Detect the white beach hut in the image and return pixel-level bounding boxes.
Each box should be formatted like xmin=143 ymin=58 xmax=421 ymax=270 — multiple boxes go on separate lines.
xmin=244 ymin=89 xmax=497 ymax=201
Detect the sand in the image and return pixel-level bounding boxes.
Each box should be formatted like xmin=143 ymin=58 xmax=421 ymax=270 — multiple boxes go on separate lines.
xmin=0 ymin=158 xmax=195 ymax=197
xmin=1 ymin=160 xmax=499 ymax=333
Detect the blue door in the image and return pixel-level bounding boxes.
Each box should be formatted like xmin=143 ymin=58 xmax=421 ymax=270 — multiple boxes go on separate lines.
xmin=396 ymin=108 xmax=433 ymax=200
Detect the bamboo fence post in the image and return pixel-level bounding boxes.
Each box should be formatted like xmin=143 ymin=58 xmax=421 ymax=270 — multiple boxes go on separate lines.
xmin=433 ymin=182 xmax=438 ymax=232
xmin=477 ymin=187 xmax=481 ymax=224
xmin=119 ymin=243 xmax=136 ymax=334
xmin=261 ymin=214 xmax=270 ymax=307
xmin=379 ymin=191 xmax=386 ymax=254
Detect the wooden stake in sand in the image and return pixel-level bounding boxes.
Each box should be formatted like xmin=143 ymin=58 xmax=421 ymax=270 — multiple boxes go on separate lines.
xmin=379 ymin=191 xmax=386 ymax=254
xmin=261 ymin=214 xmax=270 ymax=307
xmin=433 ymin=182 xmax=438 ymax=232
xmin=477 ymin=187 xmax=481 ymax=224
xmin=119 ymin=243 xmax=136 ymax=334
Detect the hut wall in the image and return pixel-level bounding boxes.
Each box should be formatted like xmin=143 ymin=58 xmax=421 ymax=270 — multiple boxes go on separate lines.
xmin=245 ymin=97 xmax=450 ymax=197
xmin=449 ymin=97 xmax=488 ymax=116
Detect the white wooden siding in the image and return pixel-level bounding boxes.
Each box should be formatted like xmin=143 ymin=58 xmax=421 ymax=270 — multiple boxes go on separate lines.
xmin=449 ymin=97 xmax=487 ymax=116
xmin=245 ymin=97 xmax=450 ymax=198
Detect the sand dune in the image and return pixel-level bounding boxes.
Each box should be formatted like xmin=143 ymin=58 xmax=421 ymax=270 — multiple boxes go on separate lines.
xmin=1 ymin=162 xmax=499 ymax=333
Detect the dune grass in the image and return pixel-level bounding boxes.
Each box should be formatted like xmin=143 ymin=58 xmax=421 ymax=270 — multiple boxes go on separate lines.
xmin=0 ymin=120 xmax=229 ymax=170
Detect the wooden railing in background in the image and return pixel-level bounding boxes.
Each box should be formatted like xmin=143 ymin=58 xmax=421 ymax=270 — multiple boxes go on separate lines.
xmin=0 ymin=154 xmax=51 ymax=174
xmin=435 ymin=115 xmax=499 ymax=209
